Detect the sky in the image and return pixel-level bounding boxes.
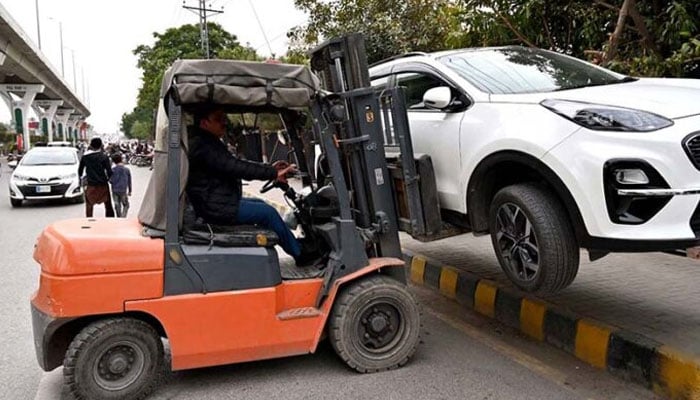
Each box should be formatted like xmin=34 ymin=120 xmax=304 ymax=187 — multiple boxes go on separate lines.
xmin=0 ymin=0 xmax=308 ymax=135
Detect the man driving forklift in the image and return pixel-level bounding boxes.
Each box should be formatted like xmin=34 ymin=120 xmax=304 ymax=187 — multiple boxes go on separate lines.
xmin=187 ymin=105 xmax=304 ymax=261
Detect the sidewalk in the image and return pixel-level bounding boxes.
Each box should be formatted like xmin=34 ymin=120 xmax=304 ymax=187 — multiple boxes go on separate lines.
xmin=245 ymin=178 xmax=700 ymax=399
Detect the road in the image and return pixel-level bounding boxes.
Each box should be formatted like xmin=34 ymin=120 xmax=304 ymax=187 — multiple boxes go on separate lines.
xmin=0 ymin=159 xmax=657 ymax=399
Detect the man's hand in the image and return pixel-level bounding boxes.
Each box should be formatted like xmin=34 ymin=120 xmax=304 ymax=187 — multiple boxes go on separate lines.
xmin=275 ymin=163 xmax=297 ymax=183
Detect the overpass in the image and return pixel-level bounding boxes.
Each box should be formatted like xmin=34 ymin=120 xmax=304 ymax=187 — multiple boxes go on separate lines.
xmin=0 ymin=3 xmax=90 ymax=151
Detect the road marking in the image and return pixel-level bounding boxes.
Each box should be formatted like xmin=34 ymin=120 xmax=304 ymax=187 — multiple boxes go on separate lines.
xmin=410 ymin=256 xmax=425 ymax=284
xmin=438 ymin=266 xmax=458 ymax=299
xmin=575 ymin=319 xmax=612 ymax=369
xmin=474 ymin=280 xmax=497 ymax=318
xmin=520 ymin=298 xmax=546 ymax=341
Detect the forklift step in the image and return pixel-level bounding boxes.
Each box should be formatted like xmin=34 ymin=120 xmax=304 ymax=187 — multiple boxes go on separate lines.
xmin=277 ymin=307 xmax=322 ymax=320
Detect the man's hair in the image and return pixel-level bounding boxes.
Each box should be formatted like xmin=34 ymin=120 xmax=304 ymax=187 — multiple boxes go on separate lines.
xmin=192 ymin=105 xmax=223 ymax=126
xmin=90 ymin=137 xmax=102 ymax=149
xmin=111 ymin=153 xmax=122 ymax=164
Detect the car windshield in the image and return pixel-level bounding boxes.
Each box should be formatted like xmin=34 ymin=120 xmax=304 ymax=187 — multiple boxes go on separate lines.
xmin=21 ymin=150 xmax=76 ymax=166
xmin=438 ymin=47 xmax=629 ymax=95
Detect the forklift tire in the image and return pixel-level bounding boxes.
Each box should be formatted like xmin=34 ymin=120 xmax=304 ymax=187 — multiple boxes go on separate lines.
xmin=63 ymin=318 xmax=164 ymax=400
xmin=329 ymin=275 xmax=421 ymax=373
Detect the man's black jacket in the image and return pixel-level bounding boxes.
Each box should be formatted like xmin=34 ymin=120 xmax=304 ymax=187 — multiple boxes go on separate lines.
xmin=187 ymin=126 xmax=277 ymax=225
xmin=78 ymin=150 xmax=112 ymax=186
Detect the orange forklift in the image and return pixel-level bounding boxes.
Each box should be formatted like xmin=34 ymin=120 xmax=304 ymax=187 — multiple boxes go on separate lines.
xmin=29 ymin=35 xmax=439 ymax=399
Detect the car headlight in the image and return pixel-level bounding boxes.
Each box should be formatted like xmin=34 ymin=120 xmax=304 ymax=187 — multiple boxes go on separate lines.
xmin=541 ymin=99 xmax=673 ymax=132
xmin=12 ymin=174 xmax=30 ymax=181
xmin=58 ymin=172 xmax=78 ymax=180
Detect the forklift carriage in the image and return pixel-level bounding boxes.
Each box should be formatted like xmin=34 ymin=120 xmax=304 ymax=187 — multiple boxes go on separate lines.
xmin=28 ymin=35 xmax=446 ymax=400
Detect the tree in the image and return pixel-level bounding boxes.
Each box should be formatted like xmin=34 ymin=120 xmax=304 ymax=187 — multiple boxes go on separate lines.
xmin=290 ymin=0 xmax=463 ymax=64
xmin=121 ymin=23 xmax=259 ymax=139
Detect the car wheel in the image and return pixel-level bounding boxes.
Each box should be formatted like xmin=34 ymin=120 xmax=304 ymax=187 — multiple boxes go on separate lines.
xmin=10 ymin=198 xmax=22 ymax=208
xmin=73 ymin=194 xmax=85 ymax=204
xmin=488 ymin=183 xmax=579 ymax=295
xmin=328 ymin=275 xmax=421 ymax=373
xmin=64 ymin=318 xmax=164 ymax=400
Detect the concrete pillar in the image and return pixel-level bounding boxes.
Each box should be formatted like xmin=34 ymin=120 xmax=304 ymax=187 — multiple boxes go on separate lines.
xmin=54 ymin=111 xmax=72 ymax=142
xmin=0 ymin=84 xmax=45 ymax=151
xmin=32 ymin=100 xmax=63 ymax=142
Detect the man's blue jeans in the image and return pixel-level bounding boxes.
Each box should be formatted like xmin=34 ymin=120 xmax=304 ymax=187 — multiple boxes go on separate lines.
xmin=236 ymin=198 xmax=301 ymax=257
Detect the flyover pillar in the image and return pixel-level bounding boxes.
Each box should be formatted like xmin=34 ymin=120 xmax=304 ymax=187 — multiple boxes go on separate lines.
xmin=54 ymin=110 xmax=72 ymax=142
xmin=32 ymin=100 xmax=63 ymax=142
xmin=0 ymin=84 xmax=45 ymax=151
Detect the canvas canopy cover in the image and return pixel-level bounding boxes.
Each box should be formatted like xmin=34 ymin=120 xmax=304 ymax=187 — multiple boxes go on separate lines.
xmin=160 ymin=59 xmax=321 ymax=109
xmin=139 ymin=59 xmax=321 ymax=232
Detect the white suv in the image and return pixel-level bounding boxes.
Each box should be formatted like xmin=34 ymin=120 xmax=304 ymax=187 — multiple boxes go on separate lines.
xmin=370 ymin=46 xmax=700 ymax=294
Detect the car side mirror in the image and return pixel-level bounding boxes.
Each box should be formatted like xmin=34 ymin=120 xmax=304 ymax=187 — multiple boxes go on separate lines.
xmin=423 ymin=86 xmax=452 ymax=110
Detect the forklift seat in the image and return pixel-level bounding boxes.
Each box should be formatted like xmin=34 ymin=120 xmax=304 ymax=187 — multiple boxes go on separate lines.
xmin=183 ymin=223 xmax=279 ymax=248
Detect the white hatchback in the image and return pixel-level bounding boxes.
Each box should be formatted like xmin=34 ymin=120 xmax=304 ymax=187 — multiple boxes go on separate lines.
xmin=370 ymin=46 xmax=700 ymax=294
xmin=9 ymin=147 xmax=84 ymax=207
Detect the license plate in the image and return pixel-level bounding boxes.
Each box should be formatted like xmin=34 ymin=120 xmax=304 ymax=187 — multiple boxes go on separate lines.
xmin=36 ymin=185 xmax=51 ymax=193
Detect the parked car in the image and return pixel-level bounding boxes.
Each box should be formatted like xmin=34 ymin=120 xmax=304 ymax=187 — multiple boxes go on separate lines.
xmin=369 ymin=46 xmax=700 ymax=294
xmin=9 ymin=147 xmax=84 ymax=207
xmin=47 ymin=141 xmax=73 ymax=147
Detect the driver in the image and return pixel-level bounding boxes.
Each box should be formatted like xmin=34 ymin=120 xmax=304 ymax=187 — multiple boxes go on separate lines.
xmin=186 ymin=106 xmax=302 ymax=259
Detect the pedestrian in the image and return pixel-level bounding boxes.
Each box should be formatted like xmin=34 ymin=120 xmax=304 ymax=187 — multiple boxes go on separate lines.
xmin=78 ymin=137 xmax=115 ymax=218
xmin=110 ymin=153 xmax=132 ymax=217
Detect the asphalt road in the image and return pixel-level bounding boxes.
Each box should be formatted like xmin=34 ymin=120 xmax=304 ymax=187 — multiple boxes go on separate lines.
xmin=0 ymin=159 xmax=657 ymax=400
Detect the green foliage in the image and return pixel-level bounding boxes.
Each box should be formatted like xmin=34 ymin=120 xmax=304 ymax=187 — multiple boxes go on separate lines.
xmin=130 ymin=120 xmax=152 ymax=140
xmin=290 ymin=0 xmax=699 ymax=77
xmin=291 ymin=0 xmax=462 ymax=64
xmin=122 ymin=23 xmax=260 ymax=139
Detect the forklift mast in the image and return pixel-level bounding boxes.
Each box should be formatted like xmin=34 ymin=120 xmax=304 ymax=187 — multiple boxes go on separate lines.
xmin=309 ymin=34 xmax=447 ymax=279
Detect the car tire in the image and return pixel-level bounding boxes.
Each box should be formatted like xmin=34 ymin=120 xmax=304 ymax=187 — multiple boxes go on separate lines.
xmin=488 ymin=183 xmax=579 ymax=295
xmin=73 ymin=194 xmax=85 ymax=204
xmin=10 ymin=198 xmax=22 ymax=208
xmin=63 ymin=318 xmax=164 ymax=400
xmin=328 ymin=275 xmax=421 ymax=373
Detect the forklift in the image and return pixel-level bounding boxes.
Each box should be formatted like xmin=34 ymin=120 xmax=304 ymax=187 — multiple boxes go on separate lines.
xmin=29 ymin=35 xmax=450 ymax=399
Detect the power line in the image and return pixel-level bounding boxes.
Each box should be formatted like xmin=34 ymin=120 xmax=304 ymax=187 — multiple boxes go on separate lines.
xmin=247 ymin=0 xmax=274 ymax=58
xmin=182 ymin=0 xmax=223 ymax=58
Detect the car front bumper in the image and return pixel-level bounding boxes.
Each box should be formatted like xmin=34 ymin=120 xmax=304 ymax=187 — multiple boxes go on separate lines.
xmin=9 ymin=179 xmax=83 ymax=200
xmin=544 ymin=114 xmax=700 ymax=242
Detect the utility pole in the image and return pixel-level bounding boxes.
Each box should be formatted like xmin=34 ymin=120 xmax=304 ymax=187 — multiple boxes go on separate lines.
xmin=182 ymin=0 xmax=223 ymax=59
xmin=35 ymin=0 xmax=41 ymax=49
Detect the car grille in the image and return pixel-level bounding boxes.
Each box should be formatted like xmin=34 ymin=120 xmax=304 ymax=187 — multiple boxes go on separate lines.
xmin=684 ymin=133 xmax=700 ymax=170
xmin=18 ymin=183 xmax=71 ymax=197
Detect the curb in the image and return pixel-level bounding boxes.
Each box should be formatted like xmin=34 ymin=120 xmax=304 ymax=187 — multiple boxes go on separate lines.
xmin=245 ymin=191 xmax=700 ymax=399
xmin=404 ymin=250 xmax=700 ymax=400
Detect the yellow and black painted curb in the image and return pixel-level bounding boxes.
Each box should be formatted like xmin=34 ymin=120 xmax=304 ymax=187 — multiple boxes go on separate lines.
xmin=243 ymin=191 xmax=700 ymax=399
xmin=404 ymin=250 xmax=700 ymax=400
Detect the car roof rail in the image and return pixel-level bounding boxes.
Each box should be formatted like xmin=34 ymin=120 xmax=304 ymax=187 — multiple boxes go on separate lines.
xmin=369 ymin=52 xmax=430 ymax=68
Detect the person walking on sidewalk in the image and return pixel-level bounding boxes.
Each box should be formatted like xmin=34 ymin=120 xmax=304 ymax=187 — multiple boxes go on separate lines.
xmin=78 ymin=137 xmax=115 ymax=218
xmin=110 ymin=153 xmax=132 ymax=217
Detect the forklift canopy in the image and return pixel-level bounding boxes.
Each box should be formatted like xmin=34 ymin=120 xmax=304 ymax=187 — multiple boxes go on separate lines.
xmin=139 ymin=60 xmax=320 ymax=232
xmin=159 ymin=59 xmax=321 ymax=109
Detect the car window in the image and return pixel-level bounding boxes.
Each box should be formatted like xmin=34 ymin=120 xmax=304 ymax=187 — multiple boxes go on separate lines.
xmin=371 ymin=76 xmax=390 ymax=92
xmin=21 ymin=150 xmax=76 ymax=166
xmin=394 ymin=72 xmax=445 ymax=110
xmin=439 ymin=47 xmax=628 ymax=94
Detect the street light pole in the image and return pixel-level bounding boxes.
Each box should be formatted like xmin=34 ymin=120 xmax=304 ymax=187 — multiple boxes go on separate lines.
xmin=70 ymin=49 xmax=76 ymax=90
xmin=35 ymin=0 xmax=41 ymax=49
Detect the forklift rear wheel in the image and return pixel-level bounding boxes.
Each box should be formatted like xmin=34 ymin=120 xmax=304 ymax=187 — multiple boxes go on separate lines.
xmin=63 ymin=318 xmax=164 ymax=400
xmin=329 ymin=275 xmax=421 ymax=373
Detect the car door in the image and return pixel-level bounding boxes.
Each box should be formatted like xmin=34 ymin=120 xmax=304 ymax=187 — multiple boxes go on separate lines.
xmin=392 ymin=65 xmax=470 ymax=211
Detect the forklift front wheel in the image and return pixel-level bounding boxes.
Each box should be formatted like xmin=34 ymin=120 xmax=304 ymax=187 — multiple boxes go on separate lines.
xmin=329 ymin=275 xmax=421 ymax=373
xmin=63 ymin=318 xmax=164 ymax=400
